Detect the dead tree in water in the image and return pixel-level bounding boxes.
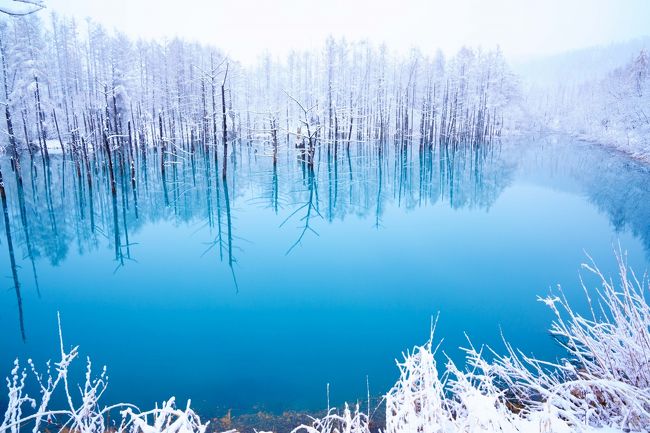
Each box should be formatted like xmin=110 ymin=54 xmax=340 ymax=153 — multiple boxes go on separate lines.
xmin=33 ymin=73 xmax=48 ymax=162
xmin=102 ymin=131 xmax=116 ymax=196
xmin=159 ymin=112 xmax=165 ymax=178
xmin=52 ymin=108 xmax=65 ymax=156
xmin=221 ymin=61 xmax=229 ymax=179
xmin=210 ymin=55 xmax=219 ymax=158
xmin=193 ymin=56 xmax=227 ymax=167
xmin=270 ymin=116 xmax=278 ymax=166
xmin=0 ymin=36 xmax=19 ymax=175
xmin=285 ymin=91 xmax=320 ymax=170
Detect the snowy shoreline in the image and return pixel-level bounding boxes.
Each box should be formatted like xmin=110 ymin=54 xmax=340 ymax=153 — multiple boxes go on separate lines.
xmin=571 ymin=133 xmax=650 ymax=165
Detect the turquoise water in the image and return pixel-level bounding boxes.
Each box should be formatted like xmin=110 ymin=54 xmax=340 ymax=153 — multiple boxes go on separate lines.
xmin=0 ymin=135 xmax=649 ymax=417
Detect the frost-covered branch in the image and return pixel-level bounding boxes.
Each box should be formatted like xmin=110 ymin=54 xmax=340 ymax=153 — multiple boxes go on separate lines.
xmin=0 ymin=0 xmax=44 ymax=16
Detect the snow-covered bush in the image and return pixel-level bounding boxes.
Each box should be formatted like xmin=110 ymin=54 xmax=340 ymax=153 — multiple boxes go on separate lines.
xmin=291 ymin=405 xmax=369 ymax=433
xmin=385 ymin=320 xmax=450 ymax=433
xmin=383 ymin=326 xmax=577 ymax=433
xmin=121 ymin=399 xmax=209 ymax=433
xmin=533 ymin=250 xmax=650 ymax=429
xmin=382 ymin=250 xmax=650 ymax=433
xmin=0 ymin=314 xmax=207 ymax=433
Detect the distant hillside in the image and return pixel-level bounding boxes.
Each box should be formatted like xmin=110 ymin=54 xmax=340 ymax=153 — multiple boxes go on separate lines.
xmin=517 ymin=38 xmax=650 ymax=162
xmin=513 ymin=36 xmax=650 ymax=86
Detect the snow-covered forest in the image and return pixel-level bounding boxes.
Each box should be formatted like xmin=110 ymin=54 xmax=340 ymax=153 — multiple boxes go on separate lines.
xmin=2 ymin=9 xmax=649 ymax=166
xmin=0 ymin=13 xmax=518 ymax=180
xmin=1 ymin=14 xmax=648 ymax=169
xmin=520 ymin=41 xmax=650 ymax=160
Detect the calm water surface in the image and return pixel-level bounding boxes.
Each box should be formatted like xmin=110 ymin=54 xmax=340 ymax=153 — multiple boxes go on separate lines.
xmin=1 ymin=135 xmax=649 ymax=416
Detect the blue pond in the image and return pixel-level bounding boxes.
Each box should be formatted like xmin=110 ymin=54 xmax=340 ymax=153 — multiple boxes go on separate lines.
xmin=1 ymin=135 xmax=649 ymax=417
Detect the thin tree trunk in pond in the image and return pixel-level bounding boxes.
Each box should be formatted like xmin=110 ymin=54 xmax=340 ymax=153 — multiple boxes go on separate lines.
xmin=0 ymin=38 xmax=18 ymax=173
xmin=52 ymin=108 xmax=65 ymax=157
xmin=221 ymin=63 xmax=229 ymax=180
xmin=103 ymin=131 xmax=116 ymax=196
xmin=159 ymin=113 xmax=166 ymax=178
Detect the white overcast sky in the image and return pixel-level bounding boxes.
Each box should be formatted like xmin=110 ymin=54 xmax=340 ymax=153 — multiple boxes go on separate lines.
xmin=42 ymin=0 xmax=650 ymax=64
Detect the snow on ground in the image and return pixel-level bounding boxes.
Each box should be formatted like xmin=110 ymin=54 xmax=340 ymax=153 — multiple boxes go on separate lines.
xmin=43 ymin=139 xmax=65 ymax=154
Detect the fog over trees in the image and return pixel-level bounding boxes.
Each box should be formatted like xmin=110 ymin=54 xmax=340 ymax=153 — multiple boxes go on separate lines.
xmin=526 ymin=48 xmax=650 ymax=159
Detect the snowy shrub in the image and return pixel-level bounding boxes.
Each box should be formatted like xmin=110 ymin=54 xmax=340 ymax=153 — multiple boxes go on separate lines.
xmin=474 ymin=250 xmax=650 ymax=431
xmin=291 ymin=405 xmax=370 ymax=433
xmin=0 ymin=315 xmax=205 ymax=433
xmin=382 ymin=326 xmax=577 ymax=433
xmin=120 ymin=399 xmax=209 ymax=433
xmin=382 ymin=250 xmax=650 ymax=433
xmin=385 ymin=321 xmax=450 ymax=433
xmin=534 ymin=250 xmax=650 ymax=429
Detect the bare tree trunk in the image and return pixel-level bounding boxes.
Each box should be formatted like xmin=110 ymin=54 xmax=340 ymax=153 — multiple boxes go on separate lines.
xmin=221 ymin=62 xmax=229 ymax=179
xmin=0 ymin=38 xmax=18 ymax=173
xmin=52 ymin=108 xmax=65 ymax=156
